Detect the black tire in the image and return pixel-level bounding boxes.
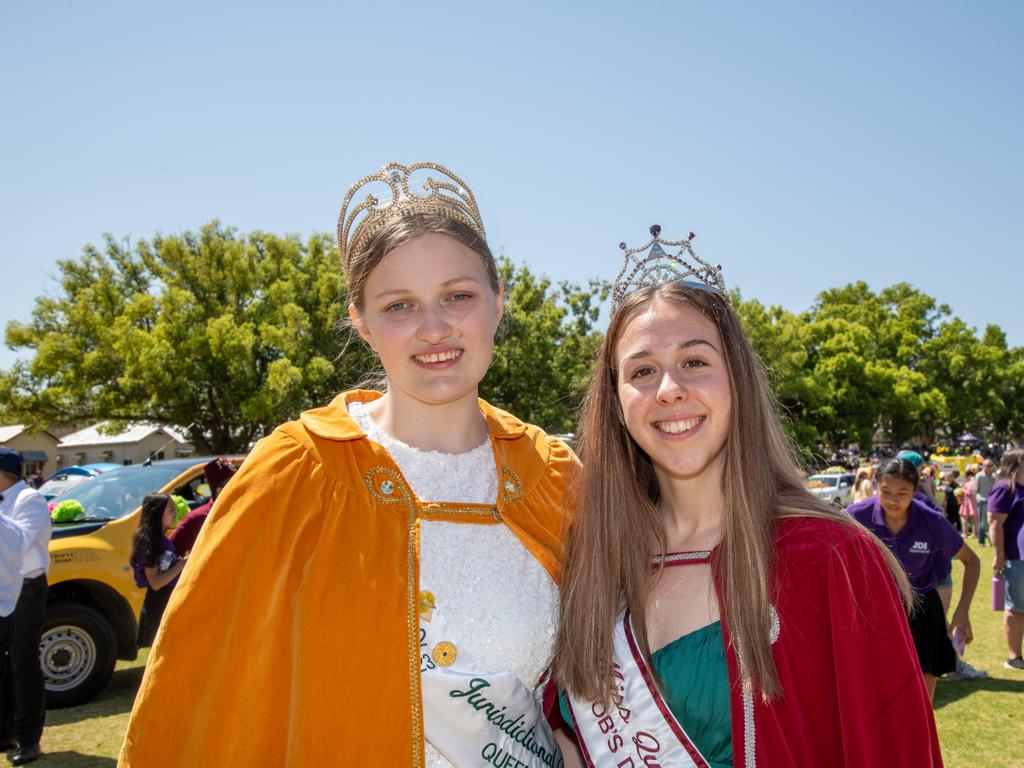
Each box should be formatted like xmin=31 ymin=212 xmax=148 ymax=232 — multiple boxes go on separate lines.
xmin=40 ymin=603 xmax=118 ymax=708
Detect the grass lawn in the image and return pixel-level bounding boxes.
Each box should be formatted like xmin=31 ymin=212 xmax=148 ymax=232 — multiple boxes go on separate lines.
xmin=934 ymin=537 xmax=1024 ymax=767
xmin=16 ymin=540 xmax=1023 ymax=767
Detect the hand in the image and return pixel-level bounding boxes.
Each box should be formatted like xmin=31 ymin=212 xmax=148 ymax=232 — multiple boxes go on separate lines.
xmin=994 ymin=557 xmax=1005 ymax=573
xmin=950 ymin=610 xmax=973 ymax=645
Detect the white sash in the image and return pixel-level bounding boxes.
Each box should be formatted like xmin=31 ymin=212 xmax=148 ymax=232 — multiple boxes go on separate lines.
xmin=566 ymin=611 xmax=710 ymax=768
xmin=420 ymin=602 xmax=563 ymax=768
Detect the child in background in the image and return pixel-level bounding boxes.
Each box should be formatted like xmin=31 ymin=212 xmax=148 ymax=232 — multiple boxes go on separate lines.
xmin=129 ymin=493 xmax=188 ymax=646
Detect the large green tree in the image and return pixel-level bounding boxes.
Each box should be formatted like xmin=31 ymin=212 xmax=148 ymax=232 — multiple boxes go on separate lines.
xmin=2 ymin=222 xmax=371 ymax=452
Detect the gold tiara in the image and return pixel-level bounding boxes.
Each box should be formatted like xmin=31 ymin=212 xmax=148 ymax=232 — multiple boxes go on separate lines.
xmin=610 ymin=225 xmax=729 ymax=311
xmin=336 ymin=161 xmax=486 ymax=273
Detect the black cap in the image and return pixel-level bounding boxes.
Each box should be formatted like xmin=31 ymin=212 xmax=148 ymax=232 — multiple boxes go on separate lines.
xmin=0 ymin=447 xmax=22 ymax=477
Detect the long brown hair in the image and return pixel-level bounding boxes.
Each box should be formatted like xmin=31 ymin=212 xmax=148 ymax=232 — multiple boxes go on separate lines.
xmin=999 ymin=448 xmax=1024 ymax=493
xmin=554 ymin=281 xmax=912 ymax=704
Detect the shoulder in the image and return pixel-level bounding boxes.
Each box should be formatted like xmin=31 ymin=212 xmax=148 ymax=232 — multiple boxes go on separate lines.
xmin=773 ymin=515 xmax=884 ymax=575
xmin=13 ymin=484 xmax=49 ymax=519
xmin=988 ymin=480 xmax=1015 ymax=510
xmin=770 ymin=516 xmax=903 ymax=618
xmin=775 ymin=514 xmax=873 ymax=550
xmin=235 ymin=392 xmax=373 ymax=487
xmin=844 ymin=498 xmax=875 ymax=523
xmin=480 ymin=399 xmax=580 ymax=492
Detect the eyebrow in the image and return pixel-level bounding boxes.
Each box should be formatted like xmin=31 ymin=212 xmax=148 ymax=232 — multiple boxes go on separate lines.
xmin=622 ymin=338 xmax=718 ymax=363
xmin=372 ymin=275 xmax=482 ymax=300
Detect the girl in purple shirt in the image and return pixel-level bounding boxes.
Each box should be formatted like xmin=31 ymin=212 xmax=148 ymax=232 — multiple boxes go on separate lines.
xmin=847 ymin=457 xmax=980 ymax=701
xmin=130 ymin=493 xmax=188 ymax=646
xmin=989 ymin=448 xmax=1024 ymax=669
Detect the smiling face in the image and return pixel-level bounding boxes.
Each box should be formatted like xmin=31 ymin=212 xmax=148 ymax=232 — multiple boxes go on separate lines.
xmin=349 ymin=232 xmax=503 ymax=409
xmin=877 ymin=475 xmax=915 ymax=517
xmin=615 ymin=297 xmax=732 ymax=485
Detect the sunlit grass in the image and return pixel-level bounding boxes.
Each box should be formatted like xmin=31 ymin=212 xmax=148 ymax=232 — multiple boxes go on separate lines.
xmin=933 ymin=537 xmax=1024 ymax=767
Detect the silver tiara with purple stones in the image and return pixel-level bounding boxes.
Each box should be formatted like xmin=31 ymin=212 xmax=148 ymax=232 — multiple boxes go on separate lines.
xmin=610 ymin=225 xmax=729 ymax=311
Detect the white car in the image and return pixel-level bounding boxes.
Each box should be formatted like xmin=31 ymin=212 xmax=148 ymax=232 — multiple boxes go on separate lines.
xmin=804 ymin=472 xmax=857 ymax=506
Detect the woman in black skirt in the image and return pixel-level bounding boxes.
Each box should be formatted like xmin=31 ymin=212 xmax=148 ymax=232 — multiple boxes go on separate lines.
xmin=847 ymin=458 xmax=980 ymax=700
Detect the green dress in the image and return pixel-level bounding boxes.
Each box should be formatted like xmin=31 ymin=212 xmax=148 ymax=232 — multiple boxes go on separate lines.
xmin=559 ymin=621 xmax=733 ymax=768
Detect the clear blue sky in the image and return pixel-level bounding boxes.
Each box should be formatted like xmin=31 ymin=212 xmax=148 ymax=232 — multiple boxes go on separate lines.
xmin=2 ymin=1 xmax=1020 ymax=371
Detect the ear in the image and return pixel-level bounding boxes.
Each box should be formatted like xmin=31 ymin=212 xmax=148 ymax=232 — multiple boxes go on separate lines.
xmin=494 ymin=282 xmax=505 ymax=330
xmin=348 ymin=302 xmax=374 ymax=350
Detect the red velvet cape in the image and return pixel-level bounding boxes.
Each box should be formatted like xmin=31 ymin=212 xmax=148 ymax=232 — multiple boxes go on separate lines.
xmin=720 ymin=516 xmax=943 ymax=767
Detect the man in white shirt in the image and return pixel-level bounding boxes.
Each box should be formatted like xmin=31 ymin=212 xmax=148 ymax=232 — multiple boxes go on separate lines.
xmin=0 ymin=448 xmax=51 ymax=765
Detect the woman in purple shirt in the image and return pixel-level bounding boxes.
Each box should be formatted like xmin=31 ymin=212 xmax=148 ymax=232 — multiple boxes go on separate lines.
xmin=989 ymin=448 xmax=1024 ymax=670
xmin=847 ymin=457 xmax=980 ymax=701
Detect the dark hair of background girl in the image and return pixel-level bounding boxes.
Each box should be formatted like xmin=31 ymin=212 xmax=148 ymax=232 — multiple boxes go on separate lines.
xmin=130 ymin=493 xmax=172 ymax=570
xmin=875 ymin=457 xmax=920 ymax=488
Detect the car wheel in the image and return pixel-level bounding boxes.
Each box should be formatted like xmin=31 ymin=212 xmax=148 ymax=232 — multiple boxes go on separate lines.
xmin=40 ymin=603 xmax=118 ymax=708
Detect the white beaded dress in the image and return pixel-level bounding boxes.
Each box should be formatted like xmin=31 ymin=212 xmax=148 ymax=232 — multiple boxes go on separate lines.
xmin=348 ymin=402 xmax=559 ymax=768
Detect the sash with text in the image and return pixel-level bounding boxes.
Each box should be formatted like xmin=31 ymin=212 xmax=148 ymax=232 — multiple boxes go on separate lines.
xmin=565 ymin=611 xmax=710 ymax=768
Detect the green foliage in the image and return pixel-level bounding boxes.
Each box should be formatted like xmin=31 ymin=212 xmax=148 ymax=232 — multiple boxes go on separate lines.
xmin=1 ymin=222 xmax=1020 ymax=453
xmin=2 ymin=222 xmax=374 ymax=452
xmin=736 ymin=281 xmax=1022 ymax=455
xmin=480 ymin=259 xmax=606 ymax=433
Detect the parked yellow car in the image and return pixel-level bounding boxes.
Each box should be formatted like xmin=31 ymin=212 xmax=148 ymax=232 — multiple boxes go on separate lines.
xmin=44 ymin=456 xmax=241 ymax=707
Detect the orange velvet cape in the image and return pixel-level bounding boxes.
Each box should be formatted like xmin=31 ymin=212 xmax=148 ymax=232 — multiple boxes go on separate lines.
xmin=118 ymin=391 xmax=576 ymax=767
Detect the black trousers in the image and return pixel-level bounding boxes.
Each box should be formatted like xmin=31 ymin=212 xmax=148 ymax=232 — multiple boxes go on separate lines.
xmin=0 ymin=575 xmax=48 ymax=746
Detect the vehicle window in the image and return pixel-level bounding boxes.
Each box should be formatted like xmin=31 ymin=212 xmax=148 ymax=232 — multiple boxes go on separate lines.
xmin=50 ymin=465 xmax=185 ymax=521
xmin=174 ymin=474 xmax=212 ymax=509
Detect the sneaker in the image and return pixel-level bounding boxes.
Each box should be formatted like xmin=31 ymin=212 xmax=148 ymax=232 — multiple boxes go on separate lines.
xmin=956 ymin=659 xmax=988 ymax=679
xmin=1004 ymin=657 xmax=1024 ymax=670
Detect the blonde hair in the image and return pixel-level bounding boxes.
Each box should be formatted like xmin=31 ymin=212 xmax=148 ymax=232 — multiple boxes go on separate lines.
xmin=554 ymin=282 xmax=912 ymax=704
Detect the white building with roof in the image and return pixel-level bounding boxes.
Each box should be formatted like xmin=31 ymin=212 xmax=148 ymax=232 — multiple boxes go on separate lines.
xmin=0 ymin=425 xmax=62 ymax=477
xmin=57 ymin=422 xmax=195 ymax=467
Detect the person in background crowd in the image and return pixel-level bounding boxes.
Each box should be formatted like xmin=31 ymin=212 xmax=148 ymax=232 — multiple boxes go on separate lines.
xmin=554 ymin=228 xmax=940 ymax=767
xmin=0 ymin=448 xmax=51 ymax=766
xmin=848 ymin=458 xmax=981 ymax=699
xmin=169 ymin=458 xmax=237 ymax=557
xmin=119 ymin=162 xmax=577 ymax=767
xmin=941 ymin=472 xmax=962 ymax=532
xmin=989 ymin=448 xmax=1024 ymax=670
xmin=919 ymin=464 xmax=939 ymax=507
xmin=129 ymin=493 xmax=188 ymax=647
xmin=852 ymin=467 xmax=874 ymax=503
xmin=976 ymin=458 xmax=997 ymax=546
xmin=899 ymin=452 xmax=954 ymax=610
xmin=960 ymin=467 xmax=979 ymax=539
